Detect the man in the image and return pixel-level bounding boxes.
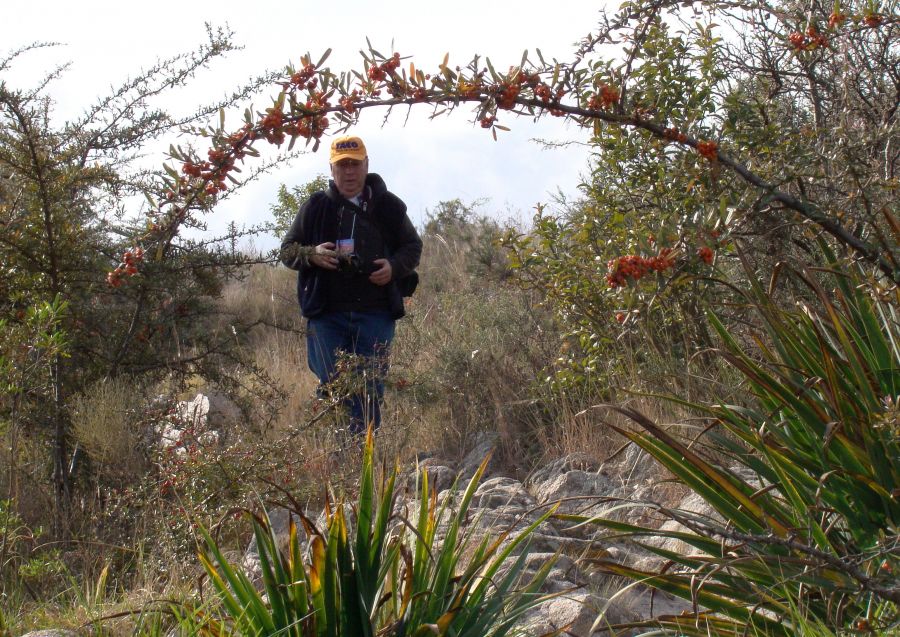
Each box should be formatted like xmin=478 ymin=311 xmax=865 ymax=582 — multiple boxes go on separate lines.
xmin=281 ymin=135 xmax=422 ymax=435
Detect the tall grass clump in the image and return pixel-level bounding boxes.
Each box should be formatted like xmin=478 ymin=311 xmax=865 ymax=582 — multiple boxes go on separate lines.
xmin=565 ymin=255 xmax=900 ymax=635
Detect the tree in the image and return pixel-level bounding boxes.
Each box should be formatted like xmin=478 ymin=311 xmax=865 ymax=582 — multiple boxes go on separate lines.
xmin=505 ymin=0 xmax=898 ymax=390
xmin=150 ymin=2 xmax=896 ymax=286
xmin=269 ymin=174 xmax=328 ymax=238
xmin=0 ymin=31 xmax=282 ymax=533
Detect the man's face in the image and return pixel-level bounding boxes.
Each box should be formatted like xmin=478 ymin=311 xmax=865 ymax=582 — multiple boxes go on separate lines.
xmin=331 ymin=157 xmax=368 ymax=199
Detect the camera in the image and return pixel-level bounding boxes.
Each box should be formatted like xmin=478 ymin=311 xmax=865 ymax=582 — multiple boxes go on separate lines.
xmin=336 ymin=252 xmax=370 ymax=275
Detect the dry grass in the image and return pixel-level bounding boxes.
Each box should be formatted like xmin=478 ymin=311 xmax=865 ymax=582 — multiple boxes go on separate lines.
xmin=70 ymin=376 xmax=155 ymax=482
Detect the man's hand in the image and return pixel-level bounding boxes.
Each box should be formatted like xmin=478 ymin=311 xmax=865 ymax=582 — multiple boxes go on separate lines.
xmin=310 ymin=242 xmax=338 ymax=269
xmin=369 ymin=258 xmax=392 ymax=286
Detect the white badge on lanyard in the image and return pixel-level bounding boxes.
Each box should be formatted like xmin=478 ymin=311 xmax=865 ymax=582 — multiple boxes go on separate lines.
xmin=337 ymin=209 xmax=357 ymax=255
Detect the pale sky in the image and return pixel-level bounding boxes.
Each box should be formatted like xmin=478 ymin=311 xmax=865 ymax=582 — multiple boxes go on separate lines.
xmin=3 ymin=1 xmax=605 ymax=251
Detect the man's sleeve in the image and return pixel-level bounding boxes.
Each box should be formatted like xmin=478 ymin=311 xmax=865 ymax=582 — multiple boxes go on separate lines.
xmin=388 ymin=200 xmax=423 ymax=279
xmin=280 ymin=197 xmax=314 ymax=271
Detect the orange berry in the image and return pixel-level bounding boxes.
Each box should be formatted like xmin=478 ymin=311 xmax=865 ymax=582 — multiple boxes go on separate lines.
xmin=789 ymin=31 xmax=807 ymax=49
xmin=697 ymin=140 xmax=719 ymax=161
xmin=864 ymin=13 xmax=883 ymax=27
xmin=828 ymin=11 xmax=846 ymax=27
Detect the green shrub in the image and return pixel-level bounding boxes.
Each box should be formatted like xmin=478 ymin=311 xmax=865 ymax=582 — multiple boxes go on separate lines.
xmin=567 ymin=256 xmax=900 ymax=635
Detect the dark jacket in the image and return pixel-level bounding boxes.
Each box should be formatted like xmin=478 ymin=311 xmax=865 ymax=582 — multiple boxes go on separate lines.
xmin=280 ymin=173 xmax=422 ymax=319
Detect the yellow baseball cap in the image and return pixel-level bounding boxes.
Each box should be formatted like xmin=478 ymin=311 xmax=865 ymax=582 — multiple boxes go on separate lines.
xmin=330 ymin=135 xmax=367 ymax=163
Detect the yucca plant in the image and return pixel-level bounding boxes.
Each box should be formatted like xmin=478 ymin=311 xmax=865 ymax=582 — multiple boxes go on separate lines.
xmin=564 ymin=257 xmax=900 ymax=636
xmin=194 ymin=428 xmax=560 ymax=636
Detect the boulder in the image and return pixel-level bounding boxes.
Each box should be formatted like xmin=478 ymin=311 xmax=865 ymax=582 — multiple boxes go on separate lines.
xmin=456 ymin=430 xmax=498 ymax=481
xmin=530 ymin=468 xmax=617 ymax=516
xmin=156 ymin=392 xmax=241 ymax=456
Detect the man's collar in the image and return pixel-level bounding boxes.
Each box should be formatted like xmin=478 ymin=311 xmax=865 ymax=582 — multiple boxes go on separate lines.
xmin=347 ymin=185 xmax=370 ymax=208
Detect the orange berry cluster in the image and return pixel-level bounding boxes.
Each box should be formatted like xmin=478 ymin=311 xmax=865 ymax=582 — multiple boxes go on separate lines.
xmin=289 ymin=63 xmax=317 ymax=89
xmin=789 ymin=25 xmax=829 ymax=50
xmin=519 ymin=71 xmax=541 ymax=87
xmin=606 ymin=249 xmax=674 ymax=288
xmin=547 ymin=89 xmax=568 ymax=116
xmin=204 ymin=148 xmax=234 ymax=194
xmin=788 ymin=11 xmax=881 ymax=51
xmin=339 ymin=90 xmax=360 ymax=114
xmin=287 ymin=115 xmax=330 ymax=140
xmin=663 ymin=127 xmax=689 ymax=143
xmin=492 ymin=68 xmax=543 ymax=109
xmin=363 ymin=53 xmax=432 ymax=102
xmin=285 ymin=92 xmax=331 ymax=141
xmin=698 ymin=245 xmax=714 ymax=264
xmin=864 ymin=13 xmax=883 ymax=26
xmin=587 ymin=83 xmax=620 ymax=110
xmin=176 ymin=125 xmax=250 ymax=205
xmin=117 ymin=120 xmax=259 ymax=287
xmin=599 ymin=83 xmax=620 ymax=108
xmin=696 ymin=140 xmax=719 ymax=161
xmin=260 ymin=107 xmax=286 ymax=145
xmin=535 ymin=83 xmax=552 ymax=103
xmin=181 ymin=157 xmax=228 ymax=197
xmin=107 ymin=246 xmax=144 ymax=288
xmin=366 ymin=52 xmax=401 ymax=83
xmin=480 ymin=114 xmax=496 ymax=128
xmin=497 ymin=80 xmax=521 ymax=109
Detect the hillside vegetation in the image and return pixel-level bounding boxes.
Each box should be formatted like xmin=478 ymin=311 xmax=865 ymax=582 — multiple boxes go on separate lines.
xmin=2 ymin=0 xmax=898 ymax=634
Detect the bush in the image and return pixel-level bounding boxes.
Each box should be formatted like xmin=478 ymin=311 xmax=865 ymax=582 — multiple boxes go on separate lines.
xmin=571 ymin=256 xmax=900 ymax=635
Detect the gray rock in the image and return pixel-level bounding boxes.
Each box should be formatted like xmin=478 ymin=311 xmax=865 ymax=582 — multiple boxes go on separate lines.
xmin=413 ymin=458 xmax=456 ymax=493
xmin=233 ymin=435 xmax=708 ymax=637
xmin=242 ymin=506 xmax=304 ymax=587
xmin=531 ymin=469 xmax=617 ymax=516
xmin=618 ymin=443 xmax=659 ymax=483
xmin=523 ymin=591 xmax=621 ymax=636
xmin=527 ymin=452 xmax=604 ymax=487
xmin=520 ymin=551 xmax=574 ymax=580
xmin=475 ymin=476 xmax=535 ymax=510
xmin=457 ymin=431 xmax=498 ymax=481
xmin=607 ymin=584 xmax=693 ymax=623
xmin=205 ymin=390 xmax=243 ymax=429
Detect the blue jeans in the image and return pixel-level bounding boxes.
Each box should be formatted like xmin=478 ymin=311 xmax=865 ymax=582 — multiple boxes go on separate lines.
xmin=306 ymin=311 xmax=395 ymax=435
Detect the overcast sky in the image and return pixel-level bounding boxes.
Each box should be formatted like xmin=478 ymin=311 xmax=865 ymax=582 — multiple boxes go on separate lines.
xmin=3 ymin=1 xmax=605 ymax=251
